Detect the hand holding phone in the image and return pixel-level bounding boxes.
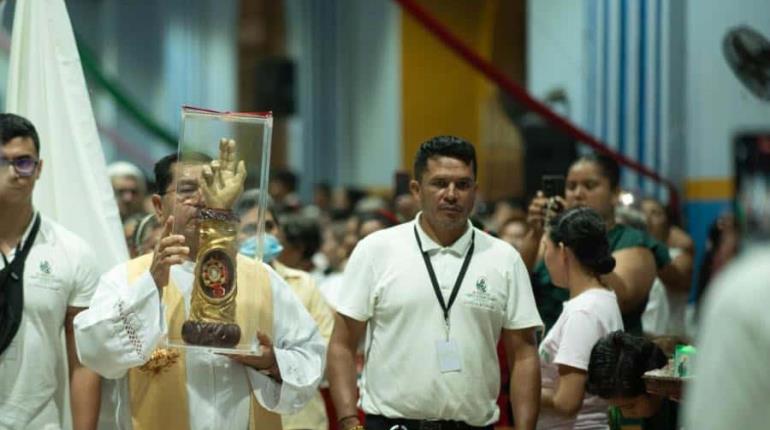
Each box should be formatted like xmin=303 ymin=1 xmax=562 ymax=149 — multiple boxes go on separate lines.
xmin=528 ymin=176 xmax=567 ymax=233
xmin=542 ymin=175 xmax=566 ymax=199
xmin=542 ymin=175 xmax=566 ymax=222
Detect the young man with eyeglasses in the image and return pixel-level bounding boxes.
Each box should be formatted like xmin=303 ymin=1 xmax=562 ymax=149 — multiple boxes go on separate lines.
xmin=0 ymin=113 xmax=101 ymax=429
xmin=328 ymin=136 xmax=543 ymax=430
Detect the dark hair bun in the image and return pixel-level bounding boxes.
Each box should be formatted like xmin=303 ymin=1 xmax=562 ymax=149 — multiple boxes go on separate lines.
xmin=593 ymin=255 xmax=616 ymax=275
xmin=548 ymin=207 xmax=615 ymax=276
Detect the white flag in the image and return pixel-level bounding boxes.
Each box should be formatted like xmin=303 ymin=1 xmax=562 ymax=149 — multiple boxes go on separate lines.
xmin=6 ymin=0 xmax=128 ymax=273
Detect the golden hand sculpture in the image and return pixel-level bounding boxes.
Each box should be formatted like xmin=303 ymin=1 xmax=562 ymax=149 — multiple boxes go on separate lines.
xmin=201 ymin=138 xmax=248 ymax=210
xmin=183 ymin=138 xmax=248 ymax=348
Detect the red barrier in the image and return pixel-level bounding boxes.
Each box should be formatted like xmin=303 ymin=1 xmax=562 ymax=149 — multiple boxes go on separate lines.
xmin=393 ymin=0 xmax=680 ymax=211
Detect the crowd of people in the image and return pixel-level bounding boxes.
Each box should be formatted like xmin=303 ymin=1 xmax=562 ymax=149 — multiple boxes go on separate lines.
xmin=0 ymin=112 xmax=762 ymax=430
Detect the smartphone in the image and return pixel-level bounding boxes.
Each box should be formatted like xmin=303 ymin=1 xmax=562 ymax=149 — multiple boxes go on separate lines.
xmin=542 ymin=175 xmax=566 ymax=198
xmin=734 ymin=132 xmax=770 ymax=243
xmin=394 ymin=171 xmax=411 ymax=197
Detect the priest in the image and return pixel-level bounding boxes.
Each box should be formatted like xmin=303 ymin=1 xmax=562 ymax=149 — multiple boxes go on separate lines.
xmin=74 ymin=139 xmax=325 ymax=430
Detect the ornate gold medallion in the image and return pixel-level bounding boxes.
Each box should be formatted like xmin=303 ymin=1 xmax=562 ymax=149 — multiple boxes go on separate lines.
xmin=138 ymin=348 xmax=181 ymax=375
xmin=200 ymin=250 xmax=234 ymax=299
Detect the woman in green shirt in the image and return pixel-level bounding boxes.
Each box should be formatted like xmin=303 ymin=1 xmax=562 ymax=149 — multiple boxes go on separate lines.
xmin=519 ymin=153 xmax=683 ymax=335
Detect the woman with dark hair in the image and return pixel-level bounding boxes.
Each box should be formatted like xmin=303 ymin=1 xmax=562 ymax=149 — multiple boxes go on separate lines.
xmin=537 ymin=207 xmax=624 ymax=429
xmin=587 ymin=331 xmax=676 ymax=429
xmin=640 ymin=197 xmax=694 ymax=338
xmin=521 ymin=153 xmax=679 ymax=336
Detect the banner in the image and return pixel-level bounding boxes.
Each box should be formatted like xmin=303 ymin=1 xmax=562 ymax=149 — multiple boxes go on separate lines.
xmin=6 ymin=0 xmax=128 ymax=273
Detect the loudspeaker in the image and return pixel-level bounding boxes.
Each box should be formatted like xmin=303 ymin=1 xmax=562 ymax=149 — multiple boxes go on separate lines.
xmin=253 ymin=57 xmax=295 ymax=116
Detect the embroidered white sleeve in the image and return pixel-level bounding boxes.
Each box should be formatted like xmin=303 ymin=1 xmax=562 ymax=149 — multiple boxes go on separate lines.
xmin=74 ymin=268 xmax=165 ymax=379
xmin=115 ymin=299 xmax=148 ymax=363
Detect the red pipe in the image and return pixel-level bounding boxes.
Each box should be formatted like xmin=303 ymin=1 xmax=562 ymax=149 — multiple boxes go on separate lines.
xmin=393 ymin=0 xmax=680 ymax=211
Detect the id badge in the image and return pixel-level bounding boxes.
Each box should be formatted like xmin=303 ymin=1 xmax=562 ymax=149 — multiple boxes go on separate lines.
xmin=436 ymin=339 xmax=462 ymax=373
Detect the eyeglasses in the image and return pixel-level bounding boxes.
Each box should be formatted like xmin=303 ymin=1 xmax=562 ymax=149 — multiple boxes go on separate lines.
xmin=161 ymin=183 xmax=202 ymax=203
xmin=0 ymin=156 xmax=39 ymax=177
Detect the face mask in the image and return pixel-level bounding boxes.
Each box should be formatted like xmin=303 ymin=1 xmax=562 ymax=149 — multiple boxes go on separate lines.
xmin=239 ymin=233 xmax=284 ymax=263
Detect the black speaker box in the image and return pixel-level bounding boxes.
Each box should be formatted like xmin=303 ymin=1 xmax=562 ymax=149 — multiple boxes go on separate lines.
xmin=253 ymin=57 xmax=295 ymax=116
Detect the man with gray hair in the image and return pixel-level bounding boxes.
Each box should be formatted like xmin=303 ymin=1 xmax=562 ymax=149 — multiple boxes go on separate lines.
xmin=107 ymin=161 xmax=147 ymax=220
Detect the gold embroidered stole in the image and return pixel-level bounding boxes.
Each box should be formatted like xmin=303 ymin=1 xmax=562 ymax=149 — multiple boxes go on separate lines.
xmin=125 ymin=254 xmax=282 ymax=430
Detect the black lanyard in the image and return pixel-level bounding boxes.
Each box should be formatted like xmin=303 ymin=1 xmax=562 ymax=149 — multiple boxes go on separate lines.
xmin=0 ymin=214 xmax=41 ymax=355
xmin=413 ymin=225 xmax=475 ymax=336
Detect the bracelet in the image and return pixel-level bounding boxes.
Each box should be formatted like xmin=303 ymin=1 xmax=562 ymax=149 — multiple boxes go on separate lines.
xmin=337 ymin=414 xmax=358 ymax=423
xmin=338 ymin=414 xmax=363 ymax=430
xmin=198 ymin=207 xmax=240 ymax=222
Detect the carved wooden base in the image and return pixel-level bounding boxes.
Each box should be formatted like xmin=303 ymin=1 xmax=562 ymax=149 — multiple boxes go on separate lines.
xmin=181 ymin=320 xmax=241 ymax=347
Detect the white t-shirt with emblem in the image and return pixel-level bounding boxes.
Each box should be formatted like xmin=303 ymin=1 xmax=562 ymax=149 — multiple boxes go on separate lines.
xmin=334 ymin=214 xmax=543 ymax=427
xmin=537 ymin=288 xmax=623 ymax=430
xmin=0 ymin=214 xmax=99 ymax=430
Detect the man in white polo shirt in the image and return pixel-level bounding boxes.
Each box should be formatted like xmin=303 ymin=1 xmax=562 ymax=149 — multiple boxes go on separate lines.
xmin=328 ymin=136 xmax=543 ymax=430
xmin=0 ymin=113 xmax=101 ymax=429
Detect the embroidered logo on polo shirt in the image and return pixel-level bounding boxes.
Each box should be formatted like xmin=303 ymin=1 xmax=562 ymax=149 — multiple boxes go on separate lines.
xmin=29 ymin=259 xmax=64 ymax=291
xmin=463 ymin=275 xmax=499 ymax=311
xmin=40 ymin=260 xmax=52 ymax=275
xmin=475 ymin=276 xmax=488 ymax=293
